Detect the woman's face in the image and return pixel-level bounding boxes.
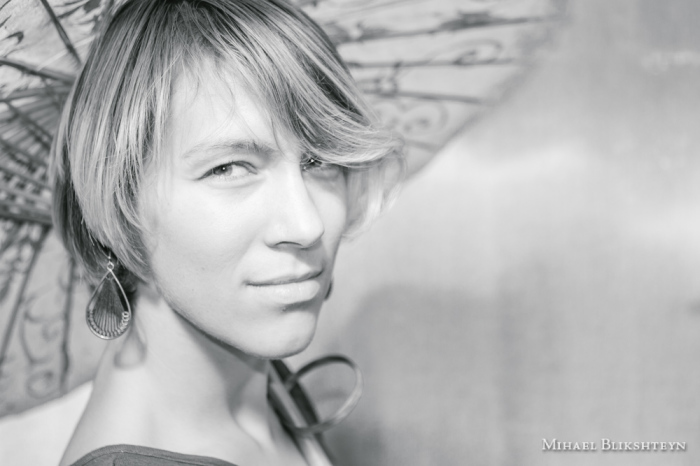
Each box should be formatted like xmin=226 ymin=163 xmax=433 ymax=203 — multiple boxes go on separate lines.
xmin=140 ymin=69 xmax=348 ymax=358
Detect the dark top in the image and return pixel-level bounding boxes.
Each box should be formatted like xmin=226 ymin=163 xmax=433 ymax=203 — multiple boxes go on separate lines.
xmin=69 ymin=444 xmax=237 ymax=466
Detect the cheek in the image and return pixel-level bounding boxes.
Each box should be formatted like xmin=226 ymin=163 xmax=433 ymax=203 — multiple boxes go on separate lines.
xmin=140 ymin=181 xmax=259 ymax=289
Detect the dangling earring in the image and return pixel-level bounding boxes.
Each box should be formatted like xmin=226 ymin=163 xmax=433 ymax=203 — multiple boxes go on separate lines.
xmin=324 ymin=279 xmax=334 ymax=301
xmin=85 ymin=251 xmax=132 ymax=340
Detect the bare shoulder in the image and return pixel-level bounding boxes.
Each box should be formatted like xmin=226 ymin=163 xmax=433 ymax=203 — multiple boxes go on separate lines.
xmin=59 ymin=384 xmax=151 ymax=466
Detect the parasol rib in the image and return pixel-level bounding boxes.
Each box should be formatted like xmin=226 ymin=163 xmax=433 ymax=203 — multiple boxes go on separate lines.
xmin=0 ymin=164 xmax=49 ymax=189
xmin=0 ymin=58 xmax=75 ymax=84
xmin=0 ymin=97 xmax=63 ymax=122
xmin=37 ymin=0 xmax=82 ymax=68
xmin=313 ymin=0 xmax=424 ymax=22
xmin=0 ymin=209 xmax=52 ymax=225
xmin=334 ymin=16 xmax=555 ymax=45
xmin=0 ymin=136 xmax=48 ymax=167
xmin=0 ymin=111 xmax=61 ymax=142
xmin=362 ymin=90 xmax=485 ymax=104
xmin=346 ymin=58 xmax=514 ymax=69
xmin=37 ymin=76 xmax=69 ymax=111
xmin=0 ymin=87 xmax=70 ymax=102
xmin=0 ymin=181 xmax=50 ymax=206
xmin=0 ymin=223 xmax=22 ymax=256
xmin=3 ymin=103 xmax=52 ymax=149
xmin=0 ymin=199 xmax=52 ymax=221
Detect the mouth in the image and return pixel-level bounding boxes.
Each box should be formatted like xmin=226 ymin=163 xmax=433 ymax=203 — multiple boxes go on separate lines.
xmin=248 ymin=269 xmax=324 ymax=305
xmin=248 ymin=269 xmax=323 ymax=287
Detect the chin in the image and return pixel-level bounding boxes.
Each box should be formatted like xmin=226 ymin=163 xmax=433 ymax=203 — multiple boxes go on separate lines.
xmin=264 ymin=334 xmax=315 ymax=360
xmin=210 ymin=305 xmax=322 ymax=360
xmin=232 ymin=330 xmax=316 ymax=360
xmin=250 ymin=313 xmax=320 ymax=360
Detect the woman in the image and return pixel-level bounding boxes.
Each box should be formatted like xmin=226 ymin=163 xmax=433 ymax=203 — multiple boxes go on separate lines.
xmin=50 ymin=0 xmax=402 ymax=464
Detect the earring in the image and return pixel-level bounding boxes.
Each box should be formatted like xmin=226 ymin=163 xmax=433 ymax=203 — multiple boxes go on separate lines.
xmin=324 ymin=279 xmax=334 ymax=301
xmin=85 ymin=252 xmax=132 ymax=340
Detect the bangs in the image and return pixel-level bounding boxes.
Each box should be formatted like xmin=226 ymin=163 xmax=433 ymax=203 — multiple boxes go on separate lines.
xmin=169 ymin=0 xmax=403 ymax=231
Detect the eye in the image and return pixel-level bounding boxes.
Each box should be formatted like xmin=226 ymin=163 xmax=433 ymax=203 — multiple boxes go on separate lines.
xmin=301 ymin=156 xmax=342 ymax=178
xmin=301 ymin=156 xmax=322 ymax=171
xmin=204 ymin=161 xmax=255 ymax=179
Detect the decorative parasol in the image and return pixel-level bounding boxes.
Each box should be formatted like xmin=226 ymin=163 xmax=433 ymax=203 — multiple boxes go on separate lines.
xmin=0 ymin=0 xmax=565 ymax=418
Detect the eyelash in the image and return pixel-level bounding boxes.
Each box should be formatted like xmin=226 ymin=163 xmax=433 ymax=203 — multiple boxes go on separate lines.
xmin=301 ymin=156 xmax=322 ymax=171
xmin=301 ymin=156 xmax=340 ymax=174
xmin=205 ymin=161 xmax=254 ymax=179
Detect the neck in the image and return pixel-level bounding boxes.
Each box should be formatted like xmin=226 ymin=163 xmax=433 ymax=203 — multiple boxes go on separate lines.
xmin=87 ymin=284 xmax=279 ymax=455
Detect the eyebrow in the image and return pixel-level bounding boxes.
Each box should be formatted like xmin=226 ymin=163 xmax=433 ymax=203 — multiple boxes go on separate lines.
xmin=181 ymin=138 xmax=278 ymax=161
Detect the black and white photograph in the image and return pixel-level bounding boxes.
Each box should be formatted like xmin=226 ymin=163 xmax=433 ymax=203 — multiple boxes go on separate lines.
xmin=0 ymin=0 xmax=698 ymax=465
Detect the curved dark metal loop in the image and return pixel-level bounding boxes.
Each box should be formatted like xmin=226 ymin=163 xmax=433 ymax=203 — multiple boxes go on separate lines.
xmin=280 ymin=354 xmax=364 ymax=435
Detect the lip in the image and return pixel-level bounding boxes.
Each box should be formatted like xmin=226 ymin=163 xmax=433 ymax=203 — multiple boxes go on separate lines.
xmin=248 ymin=269 xmax=323 ymax=286
xmin=248 ymin=269 xmax=324 ymax=305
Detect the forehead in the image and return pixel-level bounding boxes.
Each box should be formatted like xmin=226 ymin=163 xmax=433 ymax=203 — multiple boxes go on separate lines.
xmin=166 ymin=63 xmax=279 ymax=152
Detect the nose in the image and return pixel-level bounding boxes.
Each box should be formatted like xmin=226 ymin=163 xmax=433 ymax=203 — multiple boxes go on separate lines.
xmin=264 ymin=165 xmax=325 ymax=249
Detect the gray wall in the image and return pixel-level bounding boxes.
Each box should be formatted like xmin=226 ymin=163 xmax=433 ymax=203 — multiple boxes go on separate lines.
xmin=297 ymin=0 xmax=700 ymax=464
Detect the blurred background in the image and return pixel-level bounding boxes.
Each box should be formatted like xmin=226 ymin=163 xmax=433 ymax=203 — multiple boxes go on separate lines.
xmin=301 ymin=0 xmax=700 ymax=464
xmin=3 ymin=0 xmax=700 ymax=464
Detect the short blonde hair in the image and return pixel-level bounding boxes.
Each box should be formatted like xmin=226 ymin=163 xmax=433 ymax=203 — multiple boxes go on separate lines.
xmin=51 ymin=0 xmax=403 ymax=285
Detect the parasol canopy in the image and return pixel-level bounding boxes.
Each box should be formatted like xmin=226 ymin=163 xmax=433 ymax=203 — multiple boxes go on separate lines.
xmin=0 ymin=0 xmax=564 ymax=418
